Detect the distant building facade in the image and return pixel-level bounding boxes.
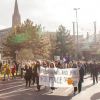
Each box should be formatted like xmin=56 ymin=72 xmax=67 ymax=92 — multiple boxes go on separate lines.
xmin=0 ymin=0 xmax=21 ymax=45
xmin=0 ymin=0 xmax=21 ymax=60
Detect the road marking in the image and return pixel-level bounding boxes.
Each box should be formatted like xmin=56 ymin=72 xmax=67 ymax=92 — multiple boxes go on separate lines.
xmin=0 ymin=81 xmax=24 ymax=85
xmin=0 ymin=87 xmax=33 ymax=97
xmin=0 ymin=84 xmax=25 ymax=92
xmin=0 ymin=94 xmax=21 ymax=99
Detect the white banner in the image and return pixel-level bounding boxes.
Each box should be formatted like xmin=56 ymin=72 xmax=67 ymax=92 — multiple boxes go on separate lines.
xmin=39 ymin=67 xmax=79 ymax=87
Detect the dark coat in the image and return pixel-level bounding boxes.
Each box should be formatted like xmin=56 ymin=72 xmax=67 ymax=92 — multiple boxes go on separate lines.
xmin=14 ymin=62 xmax=19 ymax=71
xmin=25 ymin=67 xmax=32 ymax=80
xmin=79 ymin=66 xmax=84 ymax=82
xmin=91 ymin=63 xmax=98 ymax=76
xmin=33 ymin=65 xmax=40 ymax=76
xmin=0 ymin=62 xmax=2 ymax=68
xmin=72 ymin=64 xmax=77 ymax=68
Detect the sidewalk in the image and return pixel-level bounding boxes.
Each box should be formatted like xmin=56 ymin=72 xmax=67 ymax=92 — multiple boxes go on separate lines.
xmin=71 ymin=76 xmax=100 ymax=100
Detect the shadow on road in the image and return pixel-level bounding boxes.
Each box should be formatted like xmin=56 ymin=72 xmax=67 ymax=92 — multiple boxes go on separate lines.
xmin=0 ymin=87 xmax=73 ymax=100
xmin=35 ymin=95 xmax=72 ymax=100
xmin=12 ymin=95 xmax=72 ymax=100
xmin=91 ymin=92 xmax=100 ymax=100
xmin=82 ymin=83 xmax=93 ymax=91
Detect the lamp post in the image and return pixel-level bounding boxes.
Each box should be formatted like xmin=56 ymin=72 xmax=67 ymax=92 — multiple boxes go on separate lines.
xmin=15 ymin=50 xmax=18 ymax=61
xmin=74 ymin=8 xmax=80 ymax=60
xmin=94 ymin=21 xmax=96 ymax=43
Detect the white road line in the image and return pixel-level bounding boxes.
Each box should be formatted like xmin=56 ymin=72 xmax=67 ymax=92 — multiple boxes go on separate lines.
xmin=0 ymin=84 xmax=25 ymax=92
xmin=0 ymin=87 xmax=33 ymax=97
xmin=0 ymin=94 xmax=21 ymax=99
xmin=0 ymin=81 xmax=24 ymax=85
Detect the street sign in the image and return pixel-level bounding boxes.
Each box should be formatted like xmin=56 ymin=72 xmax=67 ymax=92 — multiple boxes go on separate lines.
xmin=54 ymin=56 xmax=60 ymax=61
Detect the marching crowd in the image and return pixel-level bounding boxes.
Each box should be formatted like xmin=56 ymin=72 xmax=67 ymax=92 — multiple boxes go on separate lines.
xmin=0 ymin=59 xmax=99 ymax=94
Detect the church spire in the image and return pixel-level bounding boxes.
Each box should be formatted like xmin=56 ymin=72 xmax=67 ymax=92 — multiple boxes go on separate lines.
xmin=14 ymin=0 xmax=19 ymax=14
xmin=12 ymin=0 xmax=21 ymax=27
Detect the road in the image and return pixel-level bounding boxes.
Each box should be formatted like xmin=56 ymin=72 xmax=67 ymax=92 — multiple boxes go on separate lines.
xmin=0 ymin=78 xmax=73 ymax=100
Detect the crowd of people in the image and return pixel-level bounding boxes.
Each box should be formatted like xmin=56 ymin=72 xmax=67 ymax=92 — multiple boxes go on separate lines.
xmin=0 ymin=59 xmax=99 ymax=94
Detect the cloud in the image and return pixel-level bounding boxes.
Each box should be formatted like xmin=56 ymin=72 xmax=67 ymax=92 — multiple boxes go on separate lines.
xmin=0 ymin=0 xmax=100 ymax=35
xmin=0 ymin=25 xmax=7 ymax=29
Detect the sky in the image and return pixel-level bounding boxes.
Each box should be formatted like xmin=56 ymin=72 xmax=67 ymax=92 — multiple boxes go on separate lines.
xmin=0 ymin=0 xmax=100 ymax=36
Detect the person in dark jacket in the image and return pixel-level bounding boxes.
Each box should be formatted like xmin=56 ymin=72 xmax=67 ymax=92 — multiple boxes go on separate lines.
xmin=78 ymin=62 xmax=84 ymax=93
xmin=32 ymin=62 xmax=36 ymax=85
xmin=84 ymin=61 xmax=88 ymax=75
xmin=33 ymin=61 xmax=41 ymax=91
xmin=24 ymin=65 xmax=32 ymax=87
xmin=91 ymin=61 xmax=98 ymax=85
xmin=21 ymin=63 xmax=24 ymax=78
xmin=55 ymin=61 xmax=62 ymax=69
xmin=0 ymin=61 xmax=2 ymax=73
xmin=72 ymin=61 xmax=77 ymax=68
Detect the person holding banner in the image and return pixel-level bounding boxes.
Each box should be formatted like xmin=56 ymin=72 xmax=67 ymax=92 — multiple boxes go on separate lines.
xmin=55 ymin=61 xmax=63 ymax=69
xmin=77 ymin=62 xmax=84 ymax=93
xmin=42 ymin=61 xmax=48 ymax=69
xmin=71 ymin=61 xmax=78 ymax=95
xmin=48 ymin=62 xmax=56 ymax=93
xmin=72 ymin=61 xmax=77 ymax=68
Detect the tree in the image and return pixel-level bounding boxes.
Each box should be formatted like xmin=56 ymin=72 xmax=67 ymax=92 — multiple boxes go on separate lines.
xmin=3 ymin=19 xmax=50 ymax=60
xmin=55 ymin=25 xmax=74 ymax=58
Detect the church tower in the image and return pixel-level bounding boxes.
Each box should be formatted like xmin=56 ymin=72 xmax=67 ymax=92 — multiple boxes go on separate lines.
xmin=12 ymin=0 xmax=21 ymax=27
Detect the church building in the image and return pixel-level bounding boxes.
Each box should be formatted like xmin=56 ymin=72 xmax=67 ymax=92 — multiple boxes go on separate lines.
xmin=0 ymin=0 xmax=21 ymax=45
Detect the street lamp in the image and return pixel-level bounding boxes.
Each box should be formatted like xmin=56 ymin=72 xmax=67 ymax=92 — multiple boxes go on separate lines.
xmin=15 ymin=50 xmax=18 ymax=61
xmin=74 ymin=8 xmax=80 ymax=60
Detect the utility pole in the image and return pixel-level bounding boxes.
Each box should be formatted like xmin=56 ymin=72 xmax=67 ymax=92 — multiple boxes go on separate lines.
xmin=87 ymin=32 xmax=89 ymax=41
xmin=73 ymin=22 xmax=75 ymax=41
xmin=94 ymin=21 xmax=96 ymax=43
xmin=74 ymin=8 xmax=80 ymax=60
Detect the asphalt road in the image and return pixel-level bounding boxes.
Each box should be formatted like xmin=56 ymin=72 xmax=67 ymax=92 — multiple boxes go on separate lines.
xmin=0 ymin=78 xmax=73 ymax=100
